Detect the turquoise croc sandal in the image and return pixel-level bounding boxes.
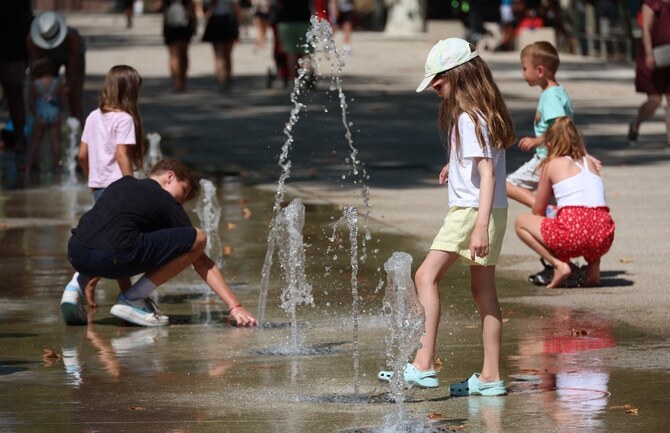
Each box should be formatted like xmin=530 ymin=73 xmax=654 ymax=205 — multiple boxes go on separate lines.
xmin=449 ymin=373 xmax=506 ymax=397
xmin=377 ymin=363 xmax=439 ymax=388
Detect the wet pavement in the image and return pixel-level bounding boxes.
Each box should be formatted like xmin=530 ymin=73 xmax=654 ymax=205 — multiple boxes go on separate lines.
xmin=1 ymin=12 xmax=669 ymax=433
xmin=1 ymin=182 xmax=668 ymax=432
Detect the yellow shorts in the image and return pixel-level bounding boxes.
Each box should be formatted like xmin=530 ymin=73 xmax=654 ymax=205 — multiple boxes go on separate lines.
xmin=430 ymin=206 xmax=508 ymax=266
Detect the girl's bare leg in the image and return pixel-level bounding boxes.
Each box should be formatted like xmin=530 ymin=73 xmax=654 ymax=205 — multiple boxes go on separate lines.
xmin=515 ymin=213 xmax=571 ymax=288
xmin=212 ymin=43 xmax=225 ymax=84
xmin=584 ymin=258 xmax=601 ymax=287
xmin=411 ymin=250 xmax=459 ymax=371
xmin=633 ymin=94 xmax=662 ymax=134
xmin=470 ymin=265 xmax=502 ymax=382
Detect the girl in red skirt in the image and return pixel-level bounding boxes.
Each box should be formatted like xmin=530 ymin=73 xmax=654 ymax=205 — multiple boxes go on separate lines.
xmin=515 ymin=117 xmax=615 ymax=288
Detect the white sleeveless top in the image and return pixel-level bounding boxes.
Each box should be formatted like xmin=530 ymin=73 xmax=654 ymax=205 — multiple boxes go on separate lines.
xmin=552 ymin=156 xmax=607 ymax=207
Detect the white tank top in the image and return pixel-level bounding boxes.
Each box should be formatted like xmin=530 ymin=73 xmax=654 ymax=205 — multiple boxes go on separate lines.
xmin=552 ymin=156 xmax=607 ymax=207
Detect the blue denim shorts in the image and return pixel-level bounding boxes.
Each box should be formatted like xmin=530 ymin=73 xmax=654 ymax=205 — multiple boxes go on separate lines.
xmin=68 ymin=227 xmax=197 ymax=279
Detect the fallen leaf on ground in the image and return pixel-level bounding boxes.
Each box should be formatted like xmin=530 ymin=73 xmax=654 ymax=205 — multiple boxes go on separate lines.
xmin=242 ymin=207 xmax=252 ymax=219
xmin=227 ymin=222 xmax=237 ymax=230
xmin=42 ymin=348 xmax=61 ymax=366
xmin=611 ymin=403 xmax=640 ymax=415
xmin=222 ymin=246 xmax=233 ymax=256
xmin=129 ymin=406 xmax=145 ymax=411
xmin=619 ymin=258 xmax=633 ymax=264
xmin=427 ymin=412 xmax=445 ymax=420
xmin=239 ymin=198 xmax=249 ymax=205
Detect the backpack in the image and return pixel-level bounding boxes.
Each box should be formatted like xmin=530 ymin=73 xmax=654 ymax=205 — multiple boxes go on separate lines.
xmin=166 ymin=0 xmax=189 ymax=27
xmin=35 ymin=79 xmax=60 ymax=124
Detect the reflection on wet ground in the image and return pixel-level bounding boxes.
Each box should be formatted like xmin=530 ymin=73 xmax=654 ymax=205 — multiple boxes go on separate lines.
xmin=0 ymin=180 xmax=668 ymax=432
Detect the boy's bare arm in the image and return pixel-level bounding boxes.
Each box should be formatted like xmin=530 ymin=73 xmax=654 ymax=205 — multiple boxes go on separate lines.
xmin=519 ymin=134 xmax=544 ymax=152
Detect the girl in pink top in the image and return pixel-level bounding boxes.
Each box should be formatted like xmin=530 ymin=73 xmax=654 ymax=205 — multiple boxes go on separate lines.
xmin=515 ymin=117 xmax=615 ymax=288
xmin=61 ymin=65 xmax=146 ymax=324
xmin=78 ymin=65 xmax=146 ymax=199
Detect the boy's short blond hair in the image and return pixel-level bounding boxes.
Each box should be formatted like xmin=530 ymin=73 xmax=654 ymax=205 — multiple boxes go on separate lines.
xmin=520 ymin=41 xmax=560 ymax=75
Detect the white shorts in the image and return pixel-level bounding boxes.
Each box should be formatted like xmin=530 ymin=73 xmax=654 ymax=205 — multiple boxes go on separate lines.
xmin=506 ymin=153 xmax=545 ymax=191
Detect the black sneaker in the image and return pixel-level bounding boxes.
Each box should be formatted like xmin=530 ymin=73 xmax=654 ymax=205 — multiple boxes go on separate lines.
xmin=528 ymin=259 xmax=553 ymax=286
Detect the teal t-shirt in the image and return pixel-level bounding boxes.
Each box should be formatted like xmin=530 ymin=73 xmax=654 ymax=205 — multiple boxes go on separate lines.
xmin=534 ymin=85 xmax=573 ymax=157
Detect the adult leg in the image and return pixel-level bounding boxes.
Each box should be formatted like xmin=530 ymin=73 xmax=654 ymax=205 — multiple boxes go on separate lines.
xmin=506 ymin=181 xmax=535 ymax=208
xmin=665 ymin=93 xmax=670 ymax=145
xmin=178 ymin=41 xmax=189 ymax=91
xmin=470 ymin=265 xmax=502 ymax=382
xmin=0 ymin=62 xmax=27 ymax=150
xmin=67 ymin=74 xmax=85 ymax=124
xmin=222 ymin=41 xmax=235 ymax=85
xmin=212 ymin=42 xmax=225 ymax=84
xmin=411 ymin=250 xmax=459 ymax=371
xmin=632 ymin=94 xmax=662 ymax=138
xmin=26 ymin=123 xmax=45 ymax=173
xmin=515 ymin=213 xmax=571 ymax=288
xmin=48 ymin=123 xmax=61 ymax=169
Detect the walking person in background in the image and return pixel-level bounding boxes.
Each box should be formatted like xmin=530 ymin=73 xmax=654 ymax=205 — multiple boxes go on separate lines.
xmin=25 ymin=57 xmax=64 ymax=175
xmin=629 ymin=0 xmax=670 ymax=146
xmin=158 ymin=0 xmax=197 ymax=92
xmin=60 ymin=65 xmax=147 ymax=325
xmin=515 ymin=117 xmax=615 ymax=288
xmin=333 ymin=0 xmax=354 ymax=55
xmin=202 ymin=0 xmax=242 ymax=91
xmin=27 ymin=11 xmax=86 ymax=124
xmin=275 ymin=0 xmax=312 ymax=83
xmin=122 ymin=0 xmax=135 ymax=28
xmin=377 ymin=39 xmax=515 ymax=396
xmin=0 ymin=0 xmax=32 ymax=152
xmin=251 ymin=0 xmax=272 ymax=49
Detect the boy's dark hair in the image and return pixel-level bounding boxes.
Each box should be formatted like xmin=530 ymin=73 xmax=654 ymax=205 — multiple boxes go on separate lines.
xmin=520 ymin=41 xmax=560 ymax=74
xmin=30 ymin=57 xmax=57 ymax=79
xmin=149 ymin=157 xmax=199 ymax=201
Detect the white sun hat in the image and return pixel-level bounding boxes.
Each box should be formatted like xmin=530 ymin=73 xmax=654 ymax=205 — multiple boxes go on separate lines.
xmin=31 ymin=11 xmax=68 ymax=50
xmin=416 ymin=38 xmax=479 ymax=92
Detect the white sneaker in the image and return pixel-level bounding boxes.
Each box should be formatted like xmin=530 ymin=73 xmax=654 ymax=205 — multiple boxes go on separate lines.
xmin=60 ymin=284 xmax=87 ymax=325
xmin=110 ymin=294 xmax=169 ymax=327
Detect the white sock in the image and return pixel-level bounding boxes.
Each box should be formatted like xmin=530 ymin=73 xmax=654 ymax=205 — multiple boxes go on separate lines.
xmin=71 ymin=272 xmax=90 ymax=291
xmin=123 ymin=276 xmax=157 ymax=301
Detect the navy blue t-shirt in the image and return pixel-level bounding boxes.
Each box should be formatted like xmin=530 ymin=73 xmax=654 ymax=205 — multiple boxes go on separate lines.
xmin=70 ymin=176 xmax=192 ymax=252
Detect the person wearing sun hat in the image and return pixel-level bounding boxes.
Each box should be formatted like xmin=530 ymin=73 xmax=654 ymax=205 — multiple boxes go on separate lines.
xmin=26 ymin=11 xmax=86 ymax=124
xmin=378 ymin=37 xmax=516 ymax=397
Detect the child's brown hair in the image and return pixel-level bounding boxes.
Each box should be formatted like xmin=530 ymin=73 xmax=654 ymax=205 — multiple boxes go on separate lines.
xmin=520 ymin=41 xmax=560 ymax=75
xmin=149 ymin=157 xmax=199 ymax=202
xmin=437 ymin=52 xmax=516 ymax=152
xmin=99 ymin=65 xmax=146 ymax=172
xmin=540 ymin=117 xmax=586 ymax=169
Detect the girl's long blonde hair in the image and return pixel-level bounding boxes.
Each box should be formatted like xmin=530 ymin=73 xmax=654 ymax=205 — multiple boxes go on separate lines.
xmin=99 ymin=65 xmax=145 ymax=171
xmin=539 ymin=117 xmax=586 ymax=169
xmin=437 ymin=54 xmax=516 ymax=152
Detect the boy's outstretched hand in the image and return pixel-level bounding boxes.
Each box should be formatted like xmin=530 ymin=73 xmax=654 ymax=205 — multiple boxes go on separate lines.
xmin=518 ymin=136 xmax=541 ymax=152
xmin=228 ymin=305 xmax=257 ymax=327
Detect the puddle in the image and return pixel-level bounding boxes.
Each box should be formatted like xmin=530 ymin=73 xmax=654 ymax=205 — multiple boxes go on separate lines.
xmin=0 ymin=181 xmax=668 ymax=432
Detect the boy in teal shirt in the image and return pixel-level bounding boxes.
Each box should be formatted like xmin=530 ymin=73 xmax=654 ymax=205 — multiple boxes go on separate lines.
xmin=506 ymin=41 xmax=573 ymax=208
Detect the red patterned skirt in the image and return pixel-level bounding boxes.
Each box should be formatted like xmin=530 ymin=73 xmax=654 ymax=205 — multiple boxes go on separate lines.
xmin=541 ymin=206 xmax=615 ymax=263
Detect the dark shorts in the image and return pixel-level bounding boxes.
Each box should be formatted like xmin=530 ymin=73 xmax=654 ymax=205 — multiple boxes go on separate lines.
xmin=337 ymin=11 xmax=354 ymax=26
xmin=202 ymin=14 xmax=239 ymax=43
xmin=68 ymin=227 xmax=197 ymax=279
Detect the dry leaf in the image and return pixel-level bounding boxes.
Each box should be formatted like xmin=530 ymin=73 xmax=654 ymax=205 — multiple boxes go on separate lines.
xmin=242 ymin=207 xmax=252 ymax=219
xmin=226 ymin=222 xmax=237 ymax=230
xmin=222 ymin=246 xmax=233 ymax=256
xmin=129 ymin=406 xmax=145 ymax=411
xmin=427 ymin=412 xmax=445 ymax=420
xmin=611 ymin=403 xmax=640 ymax=415
xmin=239 ymin=198 xmax=249 ymax=205
xmin=42 ymin=348 xmax=61 ymax=366
xmin=619 ymin=258 xmax=633 ymax=264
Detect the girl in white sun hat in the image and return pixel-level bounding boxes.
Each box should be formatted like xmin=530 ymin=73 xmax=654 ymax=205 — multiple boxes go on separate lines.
xmin=378 ymin=38 xmax=516 ymax=396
